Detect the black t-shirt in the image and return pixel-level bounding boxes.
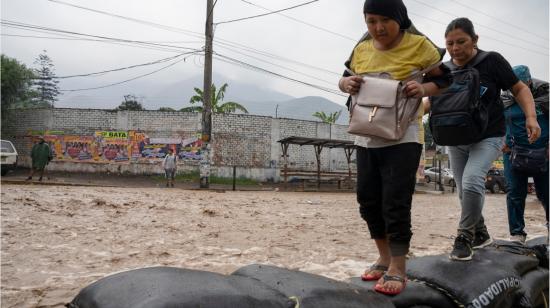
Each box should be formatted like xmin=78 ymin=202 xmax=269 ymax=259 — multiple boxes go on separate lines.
xmin=469 ymin=50 xmax=519 ymax=138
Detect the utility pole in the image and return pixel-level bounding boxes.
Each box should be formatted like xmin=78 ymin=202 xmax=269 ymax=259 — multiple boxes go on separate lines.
xmin=200 ymin=0 xmax=214 ymax=188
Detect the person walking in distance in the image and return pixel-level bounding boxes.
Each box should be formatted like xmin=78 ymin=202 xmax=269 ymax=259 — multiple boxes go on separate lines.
xmin=162 ymin=148 xmax=177 ymax=187
xmin=26 ymin=136 xmax=52 ymax=182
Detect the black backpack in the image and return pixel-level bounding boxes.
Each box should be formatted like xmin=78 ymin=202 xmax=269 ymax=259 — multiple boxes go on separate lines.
xmin=429 ymin=51 xmax=490 ymax=146
xmin=532 ymin=78 xmax=549 ymax=116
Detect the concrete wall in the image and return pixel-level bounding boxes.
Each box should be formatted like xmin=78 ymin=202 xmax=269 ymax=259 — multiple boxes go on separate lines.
xmin=1 ymin=108 xmax=356 ymax=181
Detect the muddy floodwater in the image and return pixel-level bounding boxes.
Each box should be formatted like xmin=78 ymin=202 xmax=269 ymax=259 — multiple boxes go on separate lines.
xmin=1 ymin=184 xmax=547 ymax=307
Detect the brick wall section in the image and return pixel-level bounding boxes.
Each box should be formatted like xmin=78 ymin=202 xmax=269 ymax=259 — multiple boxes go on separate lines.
xmin=52 ymin=108 xmax=117 ymax=134
xmin=1 ymin=108 xmax=356 ymax=177
xmin=212 ymin=113 xmax=272 ymax=167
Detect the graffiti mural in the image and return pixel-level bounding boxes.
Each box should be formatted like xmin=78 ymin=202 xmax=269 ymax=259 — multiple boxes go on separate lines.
xmin=64 ymin=136 xmax=95 ymax=161
xmin=95 ymin=131 xmax=129 ymax=162
xmin=27 ymin=130 xmax=203 ymax=163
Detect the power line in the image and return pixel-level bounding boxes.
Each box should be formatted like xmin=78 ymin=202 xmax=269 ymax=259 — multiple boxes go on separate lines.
xmin=215 ymin=44 xmax=336 ymax=86
xmin=408 ymin=12 xmax=549 ymax=57
xmin=1 ymin=31 xmax=191 ymax=54
xmin=214 ymin=52 xmax=345 ymax=97
xmin=49 ymin=52 xmax=199 ymax=79
xmin=60 ymin=56 xmax=189 ymax=92
xmin=240 ymin=0 xmax=356 ymax=42
xmin=2 ymin=33 xmax=202 ymax=44
xmin=215 ymin=0 xmax=319 ymax=25
xmin=1 ymin=20 xmax=199 ymax=53
xmin=42 ymin=1 xmax=343 ymax=77
xmin=448 ymin=0 xmax=549 ymax=42
xmin=409 ymin=0 xmax=548 ymax=50
xmin=47 ymin=0 xmax=205 ymax=40
xmin=207 ymin=0 xmax=219 ymax=23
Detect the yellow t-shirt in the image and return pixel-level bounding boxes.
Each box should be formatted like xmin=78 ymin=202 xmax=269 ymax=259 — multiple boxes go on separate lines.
xmin=350 ymin=32 xmax=440 ymax=80
xmin=350 ymin=32 xmax=440 ymax=148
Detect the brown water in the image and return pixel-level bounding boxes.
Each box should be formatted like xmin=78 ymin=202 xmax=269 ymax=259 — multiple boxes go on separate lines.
xmin=1 ymin=184 xmax=546 ymax=307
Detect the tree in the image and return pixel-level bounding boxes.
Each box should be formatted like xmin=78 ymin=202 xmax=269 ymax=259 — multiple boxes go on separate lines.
xmin=32 ymin=50 xmax=60 ymax=107
xmin=180 ymin=83 xmax=248 ymax=114
xmin=158 ymin=107 xmax=175 ymax=112
xmin=312 ymin=110 xmax=342 ymax=124
xmin=117 ymin=95 xmax=144 ymax=111
xmin=1 ymin=54 xmax=37 ymax=116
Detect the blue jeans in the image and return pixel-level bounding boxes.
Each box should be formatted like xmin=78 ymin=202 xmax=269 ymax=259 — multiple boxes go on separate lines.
xmin=447 ymin=137 xmax=503 ymax=240
xmin=503 ymin=153 xmax=549 ymax=236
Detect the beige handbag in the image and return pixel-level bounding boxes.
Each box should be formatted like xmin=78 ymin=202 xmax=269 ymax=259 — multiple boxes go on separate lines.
xmin=347 ymin=63 xmax=440 ymax=141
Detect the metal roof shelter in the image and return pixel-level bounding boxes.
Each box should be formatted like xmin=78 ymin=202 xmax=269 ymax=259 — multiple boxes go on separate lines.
xmin=277 ymin=136 xmax=356 ymax=189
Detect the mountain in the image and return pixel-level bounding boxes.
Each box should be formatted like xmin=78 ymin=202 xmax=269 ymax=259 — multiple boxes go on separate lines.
xmin=239 ymin=96 xmax=349 ymax=125
xmin=56 ymin=73 xmax=348 ymax=124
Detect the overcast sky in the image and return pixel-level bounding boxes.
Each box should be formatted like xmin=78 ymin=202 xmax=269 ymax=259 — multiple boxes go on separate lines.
xmin=1 ymin=0 xmax=548 ymax=109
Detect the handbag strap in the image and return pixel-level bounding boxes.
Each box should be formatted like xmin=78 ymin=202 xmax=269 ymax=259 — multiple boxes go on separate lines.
xmin=401 ymin=61 xmax=443 ymax=84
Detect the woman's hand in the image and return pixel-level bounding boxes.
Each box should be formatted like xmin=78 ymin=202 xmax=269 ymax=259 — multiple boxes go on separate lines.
xmin=525 ymin=116 xmax=541 ymax=143
xmin=339 ymin=76 xmax=363 ymax=95
xmin=404 ymin=80 xmax=426 ymax=98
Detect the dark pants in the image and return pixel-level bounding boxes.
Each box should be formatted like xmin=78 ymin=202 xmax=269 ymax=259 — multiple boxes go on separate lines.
xmin=356 ymin=143 xmax=422 ymax=257
xmin=503 ymin=153 xmax=549 ymax=236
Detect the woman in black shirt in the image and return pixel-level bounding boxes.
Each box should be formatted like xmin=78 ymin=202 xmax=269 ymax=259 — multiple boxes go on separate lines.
xmin=442 ymin=18 xmax=540 ymax=261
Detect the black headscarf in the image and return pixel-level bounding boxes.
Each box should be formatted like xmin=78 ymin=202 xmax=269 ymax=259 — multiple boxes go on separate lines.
xmin=363 ymin=0 xmax=412 ymax=30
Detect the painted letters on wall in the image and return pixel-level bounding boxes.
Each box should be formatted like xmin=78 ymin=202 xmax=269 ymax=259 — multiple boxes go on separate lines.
xmin=28 ymin=130 xmax=203 ymax=163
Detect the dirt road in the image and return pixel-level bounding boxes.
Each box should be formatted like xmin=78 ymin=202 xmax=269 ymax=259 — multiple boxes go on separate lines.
xmin=1 ymin=184 xmax=547 ymax=307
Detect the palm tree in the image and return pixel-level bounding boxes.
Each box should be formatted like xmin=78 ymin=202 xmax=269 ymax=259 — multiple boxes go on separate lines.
xmin=180 ymin=83 xmax=248 ymax=114
xmin=312 ymin=110 xmax=342 ymax=124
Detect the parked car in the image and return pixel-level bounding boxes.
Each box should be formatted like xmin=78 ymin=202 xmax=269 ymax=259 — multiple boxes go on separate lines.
xmin=424 ymin=167 xmax=455 ymax=186
xmin=485 ymin=168 xmax=507 ymax=193
xmin=0 ymin=140 xmax=18 ymax=176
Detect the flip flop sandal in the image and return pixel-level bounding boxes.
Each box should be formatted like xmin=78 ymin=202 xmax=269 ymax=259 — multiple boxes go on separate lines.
xmin=374 ymin=274 xmax=407 ymax=295
xmin=361 ymin=264 xmax=389 ymax=281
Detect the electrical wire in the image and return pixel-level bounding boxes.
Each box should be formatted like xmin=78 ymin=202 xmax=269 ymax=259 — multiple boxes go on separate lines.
xmin=448 ymin=0 xmax=549 ymax=42
xmin=214 ymin=52 xmax=345 ymax=97
xmin=215 ymin=0 xmax=319 ymax=25
xmin=215 ymin=44 xmax=337 ymax=86
xmin=207 ymin=0 xmax=219 ymax=23
xmin=410 ymin=0 xmax=548 ymax=50
xmin=1 ymin=20 xmax=199 ymax=53
xmin=43 ymin=0 xmax=341 ymax=76
xmin=59 ymin=54 xmax=192 ymax=91
xmin=42 ymin=52 xmax=200 ymax=79
xmin=408 ymin=12 xmax=549 ymax=56
xmin=1 ymin=31 xmax=202 ymax=54
xmin=240 ymin=0 xmax=356 ymax=42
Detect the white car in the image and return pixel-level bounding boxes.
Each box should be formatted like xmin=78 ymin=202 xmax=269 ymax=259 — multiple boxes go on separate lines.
xmin=1 ymin=140 xmax=18 ymax=176
xmin=424 ymin=167 xmax=455 ymax=186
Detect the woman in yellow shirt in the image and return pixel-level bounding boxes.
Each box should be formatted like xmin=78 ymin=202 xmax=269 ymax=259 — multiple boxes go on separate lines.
xmin=338 ymin=0 xmax=448 ymax=295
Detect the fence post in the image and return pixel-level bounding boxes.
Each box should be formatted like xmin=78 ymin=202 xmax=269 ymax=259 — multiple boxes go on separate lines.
xmin=232 ymin=166 xmax=236 ymax=191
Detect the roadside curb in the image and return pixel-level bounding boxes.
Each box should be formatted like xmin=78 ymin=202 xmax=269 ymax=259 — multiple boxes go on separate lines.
xmin=0 ymin=180 xmax=117 ymax=188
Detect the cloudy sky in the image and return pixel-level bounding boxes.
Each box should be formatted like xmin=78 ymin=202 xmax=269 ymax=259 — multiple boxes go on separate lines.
xmin=1 ymin=0 xmax=548 ymax=109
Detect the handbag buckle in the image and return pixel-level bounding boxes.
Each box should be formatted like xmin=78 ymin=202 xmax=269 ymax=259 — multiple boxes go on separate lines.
xmin=369 ymin=106 xmax=378 ymax=122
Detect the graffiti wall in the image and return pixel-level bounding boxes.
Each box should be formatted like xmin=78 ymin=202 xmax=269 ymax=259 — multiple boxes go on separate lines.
xmin=28 ymin=130 xmax=203 ymax=164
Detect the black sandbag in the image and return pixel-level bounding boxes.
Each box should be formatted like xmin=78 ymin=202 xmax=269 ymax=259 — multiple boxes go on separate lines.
xmin=526 ymin=236 xmax=548 ymax=247
xmin=67 ymin=266 xmax=294 ymax=308
xmin=231 ymin=264 xmax=394 ymax=308
xmin=406 ymin=241 xmax=541 ymax=308
xmin=526 ymin=236 xmax=549 ymax=269
xmin=476 ymin=240 xmax=540 ymax=275
xmin=349 ymin=277 xmax=457 ymax=308
xmin=519 ymin=268 xmax=549 ymax=308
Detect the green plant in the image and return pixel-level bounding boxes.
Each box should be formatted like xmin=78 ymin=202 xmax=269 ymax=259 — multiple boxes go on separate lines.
xmin=181 ymin=83 xmax=248 ymax=114
xmin=153 ymin=170 xmax=259 ymax=186
xmin=312 ymin=110 xmax=342 ymax=124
